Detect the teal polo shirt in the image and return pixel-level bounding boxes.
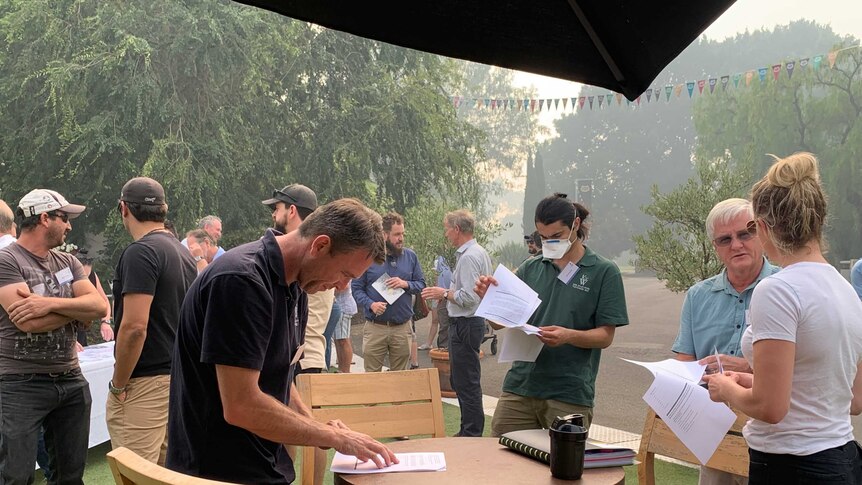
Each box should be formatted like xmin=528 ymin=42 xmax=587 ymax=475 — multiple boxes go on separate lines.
xmin=671 ymin=258 xmax=780 ymax=360
xmin=502 ymin=246 xmax=629 ymax=407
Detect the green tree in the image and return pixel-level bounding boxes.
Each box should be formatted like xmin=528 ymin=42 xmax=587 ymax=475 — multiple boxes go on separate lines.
xmin=633 ymin=158 xmax=752 ymax=292
xmin=693 ymin=39 xmax=862 ymax=262
xmin=522 ymin=150 xmax=547 ymax=234
xmin=0 ymin=0 xmax=485 ymax=270
xmin=493 ymin=240 xmax=529 ymax=270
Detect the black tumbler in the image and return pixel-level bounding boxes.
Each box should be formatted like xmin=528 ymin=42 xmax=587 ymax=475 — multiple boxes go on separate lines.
xmin=549 ymin=423 xmax=588 ymax=480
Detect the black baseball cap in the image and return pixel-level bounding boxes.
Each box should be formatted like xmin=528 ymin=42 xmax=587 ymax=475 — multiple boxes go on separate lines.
xmin=261 ymin=184 xmax=317 ymax=211
xmin=120 ymin=177 xmax=166 ymax=205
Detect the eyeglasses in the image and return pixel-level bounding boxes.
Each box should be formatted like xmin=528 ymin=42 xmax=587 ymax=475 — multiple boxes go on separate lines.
xmin=713 ymin=221 xmax=757 ymax=247
xmin=49 ymin=212 xmax=69 ymax=223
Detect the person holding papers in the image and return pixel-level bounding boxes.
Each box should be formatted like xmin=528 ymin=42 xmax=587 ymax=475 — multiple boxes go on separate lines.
xmin=672 ymin=198 xmax=779 ymax=485
xmin=705 ymin=153 xmax=862 ymax=484
xmin=475 ymin=193 xmax=628 ymax=436
xmin=352 ymin=212 xmax=425 ymax=372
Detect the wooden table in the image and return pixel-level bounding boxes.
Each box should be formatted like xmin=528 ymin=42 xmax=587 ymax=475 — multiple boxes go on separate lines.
xmin=334 ymin=437 xmax=625 ymax=484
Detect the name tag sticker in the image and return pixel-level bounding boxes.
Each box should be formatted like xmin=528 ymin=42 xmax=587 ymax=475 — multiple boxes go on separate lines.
xmin=290 ymin=343 xmax=306 ymax=366
xmin=54 ymin=267 xmax=74 ymax=286
xmin=557 ymin=262 xmax=580 ymax=284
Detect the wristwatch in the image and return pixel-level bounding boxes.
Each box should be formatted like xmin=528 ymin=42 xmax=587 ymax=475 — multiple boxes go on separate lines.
xmin=100 ymin=318 xmax=112 ymax=325
xmin=108 ymin=380 xmax=126 ymax=395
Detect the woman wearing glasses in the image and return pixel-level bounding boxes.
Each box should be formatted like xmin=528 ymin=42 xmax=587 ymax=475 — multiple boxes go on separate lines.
xmin=706 ymin=153 xmax=862 ymax=484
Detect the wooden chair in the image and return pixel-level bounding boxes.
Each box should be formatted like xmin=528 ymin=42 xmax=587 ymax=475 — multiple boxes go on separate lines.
xmin=106 ymin=447 xmax=237 ymax=485
xmin=296 ymin=368 xmax=446 ymax=485
xmin=637 ymin=408 xmax=749 ymax=485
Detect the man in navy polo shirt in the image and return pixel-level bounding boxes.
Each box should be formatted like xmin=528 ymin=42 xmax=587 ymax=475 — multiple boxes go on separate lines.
xmin=167 ymin=199 xmax=397 ymax=484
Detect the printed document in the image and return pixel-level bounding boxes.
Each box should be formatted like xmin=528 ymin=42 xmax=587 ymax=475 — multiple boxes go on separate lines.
xmin=498 ymin=327 xmax=544 ymax=363
xmin=371 ymin=273 xmax=405 ymax=305
xmin=624 ymin=358 xmax=736 ymax=464
xmin=331 ymin=452 xmax=446 ymax=474
xmin=475 ymin=264 xmax=541 ymax=328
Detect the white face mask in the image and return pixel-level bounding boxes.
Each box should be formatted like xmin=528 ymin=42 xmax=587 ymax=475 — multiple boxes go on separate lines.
xmin=542 ymin=218 xmax=578 ymax=260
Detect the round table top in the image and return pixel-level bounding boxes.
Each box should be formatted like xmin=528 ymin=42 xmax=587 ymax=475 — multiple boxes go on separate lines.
xmin=334 ymin=437 xmax=625 ymax=485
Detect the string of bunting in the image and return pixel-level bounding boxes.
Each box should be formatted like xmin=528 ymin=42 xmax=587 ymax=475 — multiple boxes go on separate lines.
xmin=451 ymin=44 xmax=861 ymax=113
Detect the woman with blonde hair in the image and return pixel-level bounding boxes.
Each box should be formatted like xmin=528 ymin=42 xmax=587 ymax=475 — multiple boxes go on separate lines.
xmin=706 ymin=153 xmax=862 ymax=484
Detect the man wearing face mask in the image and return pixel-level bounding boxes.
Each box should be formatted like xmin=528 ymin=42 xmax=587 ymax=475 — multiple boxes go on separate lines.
xmin=475 ymin=193 xmax=629 ymax=436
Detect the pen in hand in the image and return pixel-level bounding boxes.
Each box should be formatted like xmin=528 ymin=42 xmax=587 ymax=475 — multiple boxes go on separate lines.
xmin=713 ymin=345 xmax=724 ymax=374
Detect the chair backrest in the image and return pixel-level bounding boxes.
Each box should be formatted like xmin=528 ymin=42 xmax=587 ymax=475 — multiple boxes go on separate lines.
xmin=636 ymin=408 xmax=749 ymax=485
xmin=106 ymin=447 xmax=237 ymax=485
xmin=296 ymin=368 xmax=446 ymax=484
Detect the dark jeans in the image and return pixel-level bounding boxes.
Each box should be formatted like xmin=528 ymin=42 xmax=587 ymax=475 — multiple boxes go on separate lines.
xmin=749 ymin=441 xmax=862 ymax=484
xmin=0 ymin=369 xmax=92 ymax=485
xmin=449 ymin=316 xmax=485 ymax=437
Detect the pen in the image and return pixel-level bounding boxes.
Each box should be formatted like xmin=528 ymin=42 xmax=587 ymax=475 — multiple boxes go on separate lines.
xmin=713 ymin=345 xmax=724 ymax=374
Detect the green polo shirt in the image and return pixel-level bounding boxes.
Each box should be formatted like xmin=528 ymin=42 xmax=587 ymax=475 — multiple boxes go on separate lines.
xmin=502 ymin=246 xmax=629 ymax=407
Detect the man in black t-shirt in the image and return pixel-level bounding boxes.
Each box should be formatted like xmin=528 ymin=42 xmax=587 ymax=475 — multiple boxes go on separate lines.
xmin=107 ymin=177 xmax=196 ymax=465
xmin=167 ymin=199 xmax=397 ymax=484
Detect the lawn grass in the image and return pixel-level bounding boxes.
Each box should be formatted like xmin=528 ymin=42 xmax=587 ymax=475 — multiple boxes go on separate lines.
xmin=75 ymin=402 xmax=698 ymax=484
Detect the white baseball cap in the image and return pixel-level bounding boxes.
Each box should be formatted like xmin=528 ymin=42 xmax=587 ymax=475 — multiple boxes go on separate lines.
xmin=18 ymin=189 xmax=86 ymax=219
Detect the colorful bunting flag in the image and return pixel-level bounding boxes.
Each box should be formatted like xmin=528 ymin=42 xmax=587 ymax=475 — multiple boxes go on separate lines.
xmin=708 ymin=78 xmax=717 ymax=94
xmin=539 ymin=99 xmax=545 ymax=111
xmin=733 ymin=73 xmax=742 ymax=88
xmin=674 ymin=84 xmax=683 ymax=97
xmin=645 ymin=90 xmax=652 ymax=102
xmin=523 ymin=99 xmax=529 ymax=111
xmin=571 ymin=97 xmax=577 ymax=109
xmin=720 ymin=75 xmax=729 ymax=91
xmin=616 ymin=93 xmax=623 ymax=105
xmin=745 ymin=71 xmax=754 ymax=86
xmin=607 ymin=94 xmax=614 ymax=106
xmin=578 ymin=97 xmax=585 ymax=110
xmin=813 ymin=54 xmax=823 ymax=70
xmin=697 ymin=79 xmax=706 ymax=94
xmin=635 ymin=95 xmax=641 ymax=106
xmin=598 ymin=95 xmax=604 ymax=108
xmin=554 ymin=98 xmax=560 ymax=110
xmin=562 ymin=98 xmax=568 ymax=109
xmin=758 ymin=67 xmax=768 ymax=83
xmin=665 ymin=85 xmax=673 ymax=101
xmin=530 ymin=99 xmax=536 ymax=112
xmin=786 ymin=61 xmax=795 ymax=79
xmin=686 ymin=82 xmax=695 ymax=98
xmin=654 ymin=88 xmax=661 ymax=102
xmin=490 ymin=99 xmax=497 ymax=110
xmin=799 ymin=58 xmax=809 ymax=69
xmin=771 ymin=64 xmax=781 ymax=81
xmin=587 ymin=96 xmax=594 ymax=110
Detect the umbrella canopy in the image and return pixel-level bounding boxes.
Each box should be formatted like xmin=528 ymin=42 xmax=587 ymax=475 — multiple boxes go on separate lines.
xmin=233 ymin=0 xmax=735 ymax=100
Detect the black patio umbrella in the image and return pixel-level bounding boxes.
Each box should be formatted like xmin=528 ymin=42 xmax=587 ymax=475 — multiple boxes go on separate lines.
xmin=233 ymin=0 xmax=736 ymax=101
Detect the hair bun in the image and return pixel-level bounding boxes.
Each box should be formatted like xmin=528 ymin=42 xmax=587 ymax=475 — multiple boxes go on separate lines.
xmin=766 ymin=152 xmax=820 ymax=188
xmin=553 ymin=192 xmax=568 ymax=199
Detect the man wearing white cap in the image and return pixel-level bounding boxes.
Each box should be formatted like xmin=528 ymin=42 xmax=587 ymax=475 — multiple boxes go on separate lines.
xmin=0 ymin=189 xmax=106 ymax=484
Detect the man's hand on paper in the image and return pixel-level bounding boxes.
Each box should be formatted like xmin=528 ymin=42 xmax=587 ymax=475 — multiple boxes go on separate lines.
xmin=318 ymin=419 xmax=351 ymax=449
xmin=699 ymin=354 xmax=751 ymax=374
xmin=474 ymin=275 xmax=498 ymax=298
xmin=537 ymin=325 xmax=571 ymax=347
xmin=335 ymin=429 xmax=399 ymax=469
xmin=385 ymin=277 xmax=408 ymax=290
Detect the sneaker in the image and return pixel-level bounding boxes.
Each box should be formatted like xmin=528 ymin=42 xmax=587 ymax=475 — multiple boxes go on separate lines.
xmin=418 ymin=344 xmax=431 ymax=351
xmin=410 ymin=364 xmax=420 ymax=370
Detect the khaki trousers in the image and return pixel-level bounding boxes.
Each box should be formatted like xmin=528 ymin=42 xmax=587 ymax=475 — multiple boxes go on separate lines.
xmin=106 ymin=374 xmax=170 ymax=465
xmin=362 ymin=321 xmax=412 ymax=372
xmin=491 ymin=391 xmax=593 ymax=437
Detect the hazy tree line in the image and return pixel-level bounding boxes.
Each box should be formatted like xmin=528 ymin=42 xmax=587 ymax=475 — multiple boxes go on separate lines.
xmin=529 ymin=20 xmax=860 ymax=289
xmin=0 ymin=0 xmax=507 ymax=275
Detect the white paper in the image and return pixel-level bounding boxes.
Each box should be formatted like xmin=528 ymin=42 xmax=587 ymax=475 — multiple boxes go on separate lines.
xmin=330 ymin=452 xmax=446 ymax=474
xmin=642 ymin=372 xmax=737 ymax=465
xmin=621 ymin=358 xmax=706 ymax=383
xmin=371 ymin=273 xmax=405 ymax=305
xmin=475 ymin=264 xmax=541 ymax=328
xmin=497 ymin=327 xmax=545 ymax=363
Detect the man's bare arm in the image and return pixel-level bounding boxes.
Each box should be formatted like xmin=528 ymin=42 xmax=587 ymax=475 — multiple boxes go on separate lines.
xmin=111 ymin=293 xmax=154 ymax=389
xmin=216 ymin=364 xmax=397 ymax=467
xmin=0 ymin=280 xmax=105 ymax=333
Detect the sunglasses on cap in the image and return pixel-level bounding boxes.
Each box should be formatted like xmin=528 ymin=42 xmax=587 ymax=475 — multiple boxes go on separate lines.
xmin=712 ymin=220 xmax=757 ymax=247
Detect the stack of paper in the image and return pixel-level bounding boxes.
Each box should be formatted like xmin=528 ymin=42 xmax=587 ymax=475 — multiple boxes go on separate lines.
xmin=622 ymin=358 xmax=737 ymax=465
xmin=371 ymin=273 xmax=405 ymax=304
xmin=330 ymin=452 xmax=446 ymax=474
xmin=475 ymin=264 xmax=544 ymax=363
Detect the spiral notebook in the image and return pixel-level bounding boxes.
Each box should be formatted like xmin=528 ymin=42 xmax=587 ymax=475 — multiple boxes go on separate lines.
xmin=498 ymin=429 xmax=637 ymax=468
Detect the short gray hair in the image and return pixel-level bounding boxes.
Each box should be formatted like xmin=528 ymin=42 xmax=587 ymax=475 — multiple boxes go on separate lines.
xmin=444 ymin=209 xmax=475 ymax=234
xmin=197 ymin=215 xmax=221 ymax=229
xmin=706 ymin=198 xmax=753 ymax=239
